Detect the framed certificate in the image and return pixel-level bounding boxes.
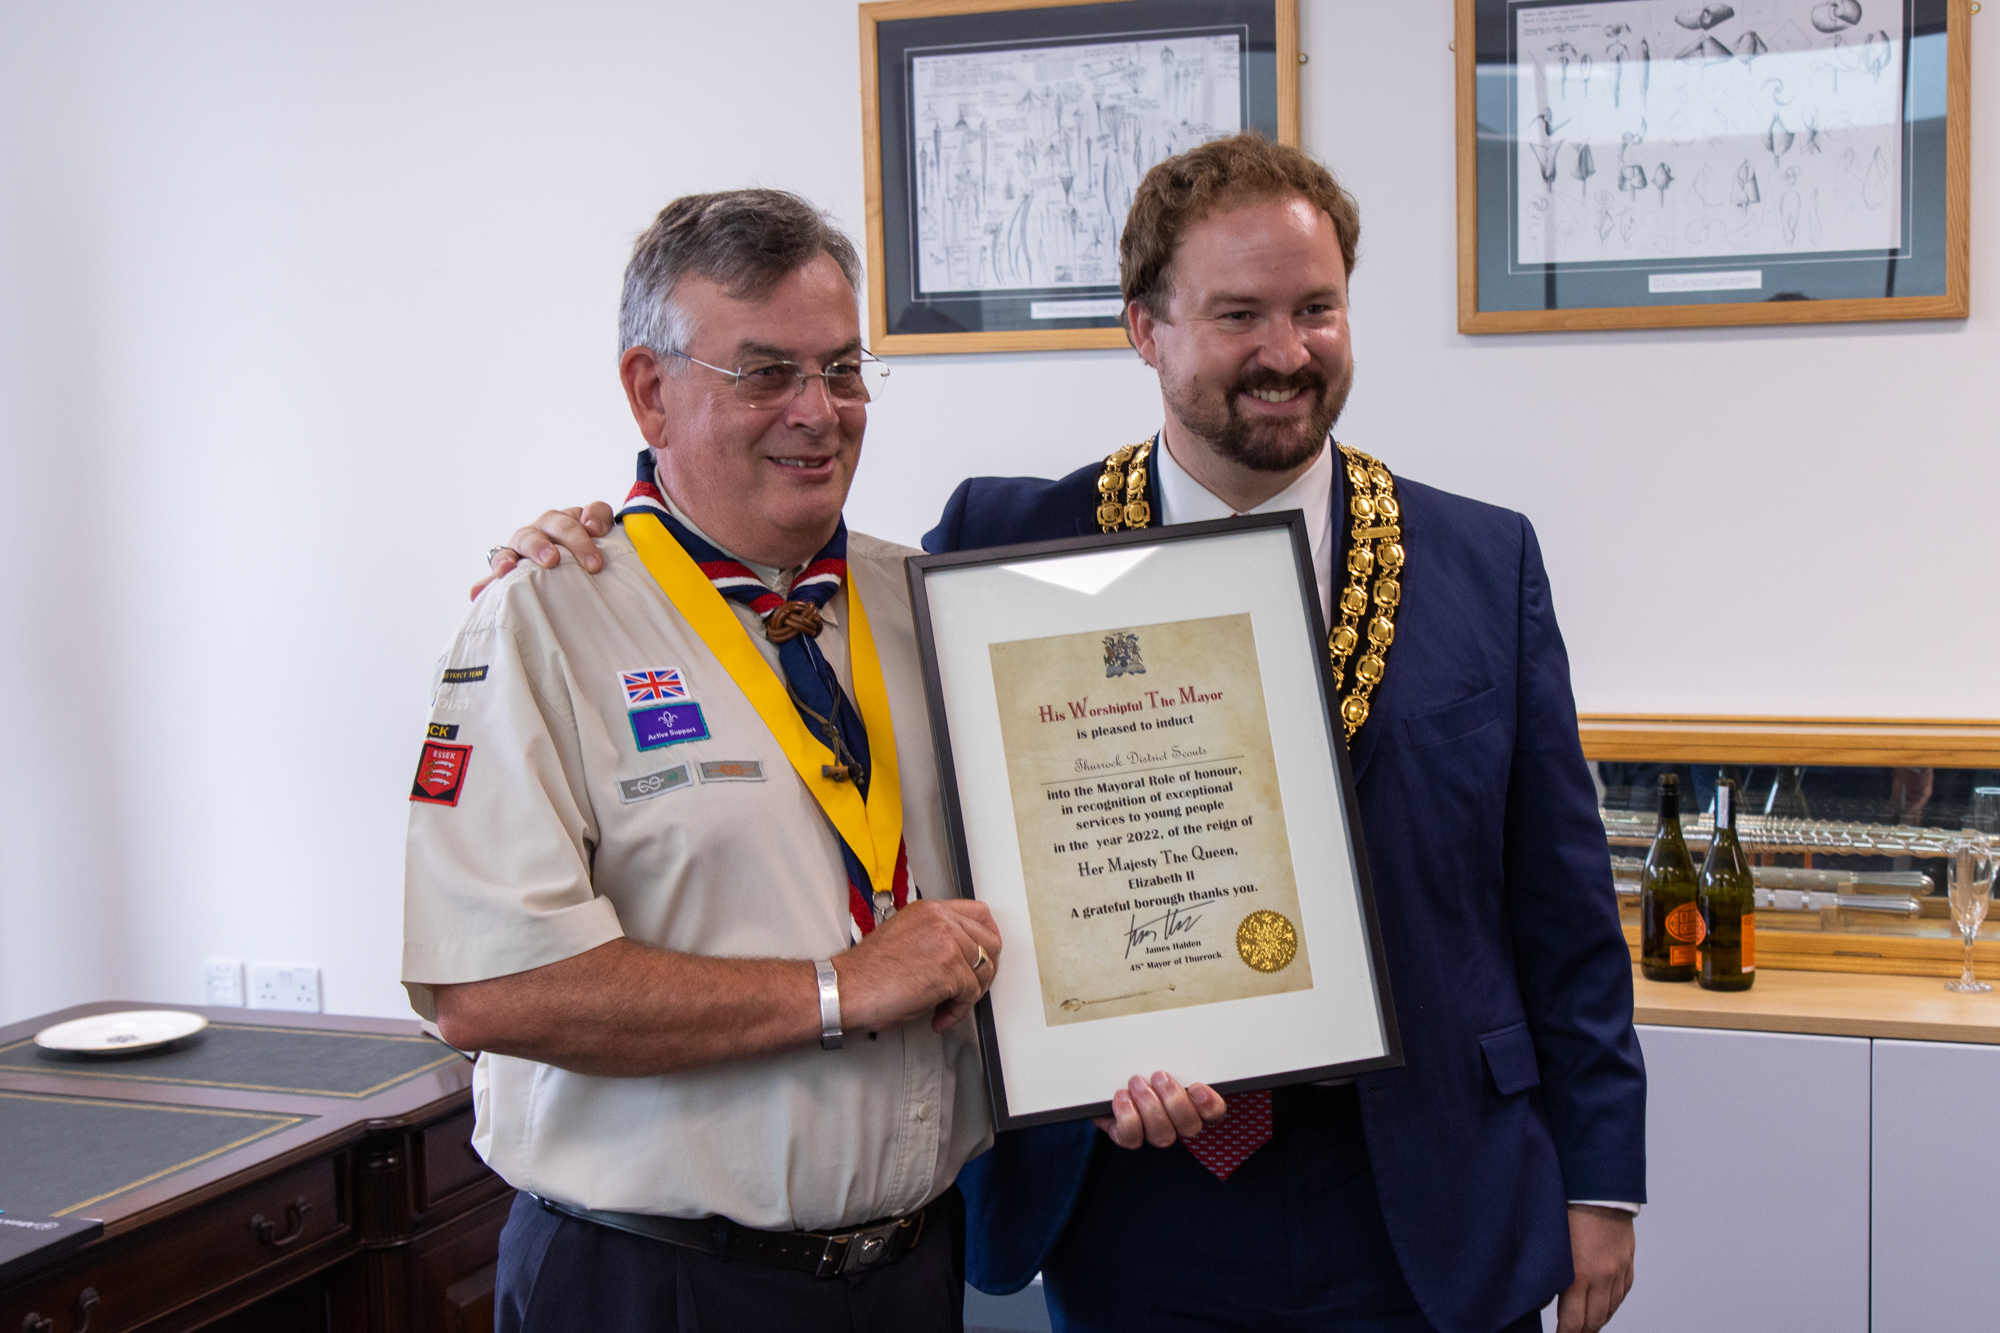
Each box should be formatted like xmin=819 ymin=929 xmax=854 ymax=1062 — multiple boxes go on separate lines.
xmin=908 ymin=515 xmax=1401 ymax=1130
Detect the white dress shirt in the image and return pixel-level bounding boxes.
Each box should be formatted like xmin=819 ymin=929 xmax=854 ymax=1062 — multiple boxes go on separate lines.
xmin=1152 ymin=431 xmax=1337 ymax=626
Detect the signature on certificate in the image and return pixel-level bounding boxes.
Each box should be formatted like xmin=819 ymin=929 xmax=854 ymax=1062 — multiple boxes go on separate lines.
xmin=1124 ymin=903 xmax=1204 ymax=959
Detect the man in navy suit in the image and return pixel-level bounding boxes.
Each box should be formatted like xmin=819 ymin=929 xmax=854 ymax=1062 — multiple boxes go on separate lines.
xmin=482 ymin=135 xmax=1643 ymax=1333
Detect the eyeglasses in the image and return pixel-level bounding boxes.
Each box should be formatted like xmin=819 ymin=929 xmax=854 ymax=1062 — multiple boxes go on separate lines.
xmin=670 ymin=350 xmax=889 ymax=406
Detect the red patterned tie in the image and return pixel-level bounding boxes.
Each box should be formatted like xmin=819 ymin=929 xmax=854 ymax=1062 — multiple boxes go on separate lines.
xmin=1183 ymin=1089 xmax=1272 ymax=1181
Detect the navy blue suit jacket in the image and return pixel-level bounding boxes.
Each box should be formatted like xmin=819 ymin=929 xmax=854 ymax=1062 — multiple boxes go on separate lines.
xmin=923 ymin=458 xmax=1646 ymax=1333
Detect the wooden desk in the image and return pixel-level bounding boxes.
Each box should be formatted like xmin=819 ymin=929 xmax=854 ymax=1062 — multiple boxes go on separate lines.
xmin=0 ymin=1002 xmax=511 ymax=1333
xmin=1631 ymin=964 xmax=2000 ymax=1044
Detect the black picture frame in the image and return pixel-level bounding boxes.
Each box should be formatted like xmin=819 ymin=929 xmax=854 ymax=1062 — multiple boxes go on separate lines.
xmin=907 ymin=515 xmax=1402 ymax=1131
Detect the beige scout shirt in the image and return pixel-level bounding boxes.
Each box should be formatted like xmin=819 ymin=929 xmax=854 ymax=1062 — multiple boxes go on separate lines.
xmin=402 ymin=525 xmax=991 ymax=1230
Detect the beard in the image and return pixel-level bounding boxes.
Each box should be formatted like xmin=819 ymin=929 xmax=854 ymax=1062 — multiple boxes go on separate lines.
xmin=1161 ymin=358 xmax=1354 ymax=474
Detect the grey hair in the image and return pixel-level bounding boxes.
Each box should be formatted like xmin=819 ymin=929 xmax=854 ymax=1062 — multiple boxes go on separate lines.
xmin=618 ymin=189 xmax=863 ymax=366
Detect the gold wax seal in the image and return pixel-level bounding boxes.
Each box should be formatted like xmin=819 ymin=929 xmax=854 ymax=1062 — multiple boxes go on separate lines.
xmin=1236 ymin=910 xmax=1298 ymax=973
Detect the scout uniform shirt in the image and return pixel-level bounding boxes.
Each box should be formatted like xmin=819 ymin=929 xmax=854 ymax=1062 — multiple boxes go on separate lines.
xmin=402 ymin=525 xmax=991 ymax=1231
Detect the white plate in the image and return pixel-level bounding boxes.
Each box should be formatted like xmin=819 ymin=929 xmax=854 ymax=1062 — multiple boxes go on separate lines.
xmin=34 ymin=1010 xmax=208 ymax=1054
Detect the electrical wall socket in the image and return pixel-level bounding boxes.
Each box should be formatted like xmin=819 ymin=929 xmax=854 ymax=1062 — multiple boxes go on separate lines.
xmin=204 ymin=957 xmax=246 ymax=1007
xmin=248 ymin=961 xmax=322 ymax=1012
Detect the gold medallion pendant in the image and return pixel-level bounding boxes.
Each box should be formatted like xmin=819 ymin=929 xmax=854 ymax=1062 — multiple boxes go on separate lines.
xmin=1091 ymin=438 xmax=1404 ymax=746
xmin=1236 ymin=910 xmax=1300 ymax=972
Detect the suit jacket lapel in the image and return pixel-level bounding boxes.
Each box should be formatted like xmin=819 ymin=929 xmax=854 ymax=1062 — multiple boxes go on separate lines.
xmin=1348 ymin=699 xmax=1382 ymax=785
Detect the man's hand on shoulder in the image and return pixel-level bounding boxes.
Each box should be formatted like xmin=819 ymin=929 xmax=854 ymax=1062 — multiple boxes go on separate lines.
xmin=1558 ymin=1204 xmax=1635 ymax=1333
xmin=834 ymin=899 xmax=1001 ymax=1035
xmin=1093 ymin=1072 xmax=1227 ymax=1149
xmin=473 ymin=502 xmax=616 ymax=599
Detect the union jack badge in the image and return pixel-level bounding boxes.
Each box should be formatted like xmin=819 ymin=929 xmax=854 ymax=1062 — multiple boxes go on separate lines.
xmin=620 ymin=668 xmax=688 ymax=709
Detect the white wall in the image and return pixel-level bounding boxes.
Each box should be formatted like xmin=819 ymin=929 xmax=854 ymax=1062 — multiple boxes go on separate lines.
xmin=1 ymin=1 xmax=1993 ymax=1025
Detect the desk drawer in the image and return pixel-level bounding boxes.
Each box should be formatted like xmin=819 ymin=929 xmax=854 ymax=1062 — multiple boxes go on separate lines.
xmin=419 ymin=1108 xmax=490 ymax=1210
xmin=3 ymin=1157 xmax=348 ymax=1332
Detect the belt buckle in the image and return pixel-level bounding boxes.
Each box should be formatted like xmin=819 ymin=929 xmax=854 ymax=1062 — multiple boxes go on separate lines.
xmin=824 ymin=1218 xmax=905 ymax=1276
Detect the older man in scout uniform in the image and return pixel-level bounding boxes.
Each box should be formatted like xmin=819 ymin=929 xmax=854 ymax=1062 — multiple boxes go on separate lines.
xmin=405 ymin=189 xmax=1003 ymax=1331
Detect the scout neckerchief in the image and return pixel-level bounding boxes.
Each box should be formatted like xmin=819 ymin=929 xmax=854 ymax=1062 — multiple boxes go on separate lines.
xmin=1094 ymin=433 xmax=1404 ymax=741
xmin=1092 ymin=432 xmax=1404 ymax=1182
xmin=618 ymin=452 xmax=912 ymax=943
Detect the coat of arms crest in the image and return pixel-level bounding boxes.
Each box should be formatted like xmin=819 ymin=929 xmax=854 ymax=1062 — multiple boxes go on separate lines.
xmin=1102 ymin=631 xmax=1145 ymax=678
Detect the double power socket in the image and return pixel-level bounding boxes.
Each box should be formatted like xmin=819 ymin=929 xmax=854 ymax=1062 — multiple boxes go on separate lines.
xmin=205 ymin=958 xmax=322 ymax=1012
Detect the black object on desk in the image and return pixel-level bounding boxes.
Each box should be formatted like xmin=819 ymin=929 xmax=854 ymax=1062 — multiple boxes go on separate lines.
xmin=0 ymin=1213 xmax=102 ymax=1287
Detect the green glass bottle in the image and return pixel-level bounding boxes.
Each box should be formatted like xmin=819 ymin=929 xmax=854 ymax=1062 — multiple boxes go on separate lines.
xmin=1639 ymin=775 xmax=1700 ymax=982
xmin=1698 ymin=777 xmax=1756 ymax=991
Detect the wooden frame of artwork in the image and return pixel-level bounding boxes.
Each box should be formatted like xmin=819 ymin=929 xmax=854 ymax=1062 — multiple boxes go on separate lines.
xmin=859 ymin=0 xmax=1300 ymax=355
xmin=1577 ymin=714 xmax=2000 ymax=768
xmin=1454 ymin=0 xmax=1970 ymax=333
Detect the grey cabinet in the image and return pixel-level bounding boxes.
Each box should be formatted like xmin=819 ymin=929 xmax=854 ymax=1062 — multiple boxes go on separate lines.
xmin=1533 ymin=1024 xmax=2000 ymax=1332
xmin=1871 ymin=1038 xmax=2000 ymax=1329
xmin=1610 ymin=1025 xmax=1873 ymax=1333
xmin=1544 ymin=1020 xmax=1872 ymax=1320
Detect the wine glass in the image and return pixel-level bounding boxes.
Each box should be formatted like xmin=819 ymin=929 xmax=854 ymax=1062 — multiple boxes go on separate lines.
xmin=1971 ymin=787 xmax=2000 ymax=836
xmin=1945 ymin=835 xmax=1997 ymax=994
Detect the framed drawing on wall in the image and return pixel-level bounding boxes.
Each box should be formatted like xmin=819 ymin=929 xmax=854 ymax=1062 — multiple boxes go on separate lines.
xmin=1454 ymin=0 xmax=1969 ymax=333
xmin=860 ymin=0 xmax=1300 ymax=355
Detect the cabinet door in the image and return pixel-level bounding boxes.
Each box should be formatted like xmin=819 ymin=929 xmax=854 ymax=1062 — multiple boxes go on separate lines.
xmin=1871 ymin=1038 xmax=2000 ymax=1328
xmin=1582 ymin=1026 xmax=1871 ymax=1333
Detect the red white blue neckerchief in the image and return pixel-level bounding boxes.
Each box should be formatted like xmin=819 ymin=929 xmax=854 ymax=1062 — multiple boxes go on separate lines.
xmin=617 ymin=450 xmax=914 ymax=940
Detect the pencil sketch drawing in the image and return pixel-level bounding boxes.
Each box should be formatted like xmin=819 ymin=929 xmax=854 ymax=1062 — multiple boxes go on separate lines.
xmin=909 ymin=32 xmax=1244 ymax=295
xmin=1513 ymin=0 xmax=1904 ymax=267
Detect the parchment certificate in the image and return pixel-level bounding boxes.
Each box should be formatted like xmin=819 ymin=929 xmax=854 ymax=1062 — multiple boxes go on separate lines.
xmin=988 ymin=613 xmax=1313 ymax=1025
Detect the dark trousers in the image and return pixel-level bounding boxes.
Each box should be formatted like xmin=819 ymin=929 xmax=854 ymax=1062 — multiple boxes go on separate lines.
xmin=496 ymin=1187 xmax=966 ymax=1333
xmin=1042 ymin=1085 xmax=1544 ymax=1333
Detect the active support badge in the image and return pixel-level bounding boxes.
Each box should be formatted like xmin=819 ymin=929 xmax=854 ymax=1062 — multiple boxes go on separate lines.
xmin=630 ymin=702 xmax=709 ymax=751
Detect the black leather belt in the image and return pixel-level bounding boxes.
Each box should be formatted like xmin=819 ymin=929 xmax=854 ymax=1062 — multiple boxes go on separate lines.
xmin=537 ymin=1196 xmax=928 ymax=1278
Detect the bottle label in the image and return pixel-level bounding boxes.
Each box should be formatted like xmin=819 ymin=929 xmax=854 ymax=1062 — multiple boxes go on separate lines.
xmin=1717 ymin=783 xmax=1732 ymax=828
xmin=1670 ymin=945 xmax=1696 ymax=967
xmin=1742 ymin=915 xmax=1755 ymax=972
xmin=1665 ymin=902 xmax=1706 ymax=945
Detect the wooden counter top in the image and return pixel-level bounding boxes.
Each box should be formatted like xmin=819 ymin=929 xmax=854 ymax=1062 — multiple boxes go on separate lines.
xmin=1632 ymin=965 xmax=2000 ymax=1045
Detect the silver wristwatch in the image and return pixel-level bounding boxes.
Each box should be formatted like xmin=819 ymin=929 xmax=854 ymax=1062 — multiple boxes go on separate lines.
xmin=814 ymin=959 xmax=843 ymax=1051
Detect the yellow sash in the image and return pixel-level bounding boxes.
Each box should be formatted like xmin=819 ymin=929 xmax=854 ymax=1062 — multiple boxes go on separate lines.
xmin=625 ymin=514 xmax=904 ymax=892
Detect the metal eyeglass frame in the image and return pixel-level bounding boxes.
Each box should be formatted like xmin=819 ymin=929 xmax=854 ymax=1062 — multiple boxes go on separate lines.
xmin=668 ymin=349 xmax=889 ymax=405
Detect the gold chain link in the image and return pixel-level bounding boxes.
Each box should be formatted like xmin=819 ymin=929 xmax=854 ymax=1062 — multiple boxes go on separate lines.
xmin=1095 ymin=439 xmax=1154 ymax=532
xmin=1092 ymin=439 xmax=1403 ymax=745
xmin=1327 ymin=444 xmax=1402 ymax=741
